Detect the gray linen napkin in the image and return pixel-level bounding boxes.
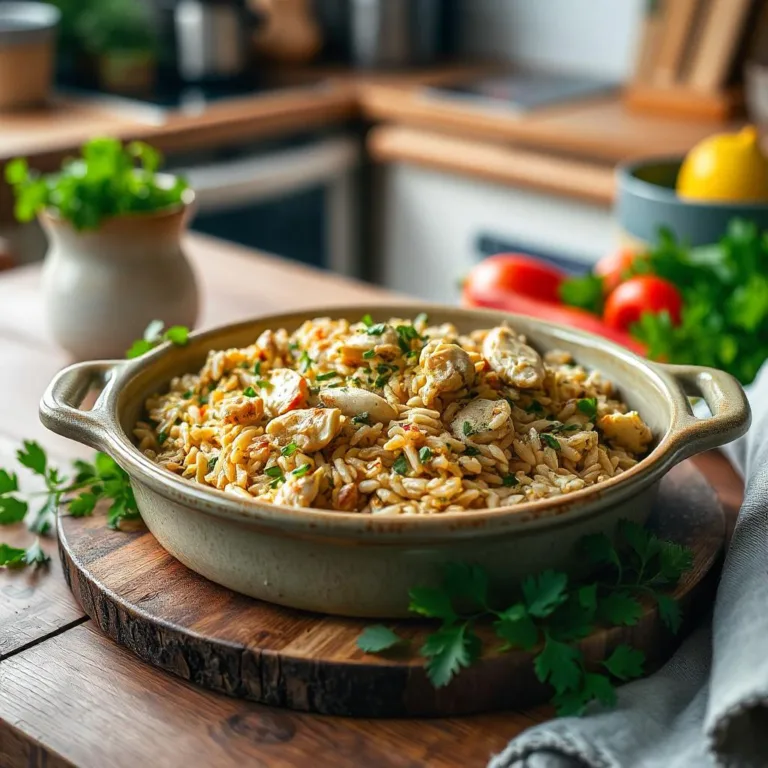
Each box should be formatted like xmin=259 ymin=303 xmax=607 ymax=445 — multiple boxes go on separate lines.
xmin=490 ymin=363 xmax=768 ymax=768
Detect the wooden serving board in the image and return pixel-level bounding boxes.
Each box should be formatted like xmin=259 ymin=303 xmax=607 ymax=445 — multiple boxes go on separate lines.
xmin=57 ymin=461 xmax=724 ymax=718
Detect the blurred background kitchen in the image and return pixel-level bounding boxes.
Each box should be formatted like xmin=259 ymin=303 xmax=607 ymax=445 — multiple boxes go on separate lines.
xmin=3 ymin=0 xmax=768 ymax=378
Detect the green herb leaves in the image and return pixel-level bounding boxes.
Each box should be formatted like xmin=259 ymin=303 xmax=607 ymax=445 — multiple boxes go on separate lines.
xmin=0 ymin=470 xmax=26 ymax=525
xmin=0 ymin=539 xmax=49 ymax=569
xmin=393 ymin=454 xmax=409 ymax=476
xmin=577 ymin=397 xmax=598 ymax=420
xmin=7 ymin=138 xmax=189 ymax=231
xmin=126 ymin=320 xmax=190 ymax=359
xmin=559 ymin=274 xmax=605 ymax=315
xmin=358 ymin=521 xmax=692 ymax=715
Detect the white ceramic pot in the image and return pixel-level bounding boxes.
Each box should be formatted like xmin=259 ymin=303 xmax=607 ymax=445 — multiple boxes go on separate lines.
xmin=40 ymin=200 xmax=199 ymax=360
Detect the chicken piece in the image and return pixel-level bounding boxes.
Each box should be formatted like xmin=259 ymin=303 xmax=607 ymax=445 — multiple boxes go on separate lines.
xmin=221 ymin=396 xmax=264 ymax=426
xmin=450 ymin=398 xmax=512 ymax=444
xmin=266 ymin=407 xmax=342 ymax=452
xmin=262 ymin=368 xmax=309 ymax=416
xmin=274 ymin=469 xmax=322 ymax=508
xmin=335 ymin=482 xmax=359 ymax=511
xmin=482 ymin=327 xmax=545 ymax=390
xmin=597 ymin=411 xmax=652 ymax=454
xmin=418 ymin=341 xmax=475 ymax=407
xmin=339 ymin=325 xmax=400 ymax=365
xmin=318 ymin=387 xmax=397 ymax=424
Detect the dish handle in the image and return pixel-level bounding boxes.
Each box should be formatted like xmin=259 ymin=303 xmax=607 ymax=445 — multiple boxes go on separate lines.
xmin=40 ymin=360 xmax=127 ymax=452
xmin=659 ymin=363 xmax=751 ymax=463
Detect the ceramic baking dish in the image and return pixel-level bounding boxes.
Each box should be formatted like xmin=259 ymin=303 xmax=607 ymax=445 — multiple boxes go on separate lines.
xmin=40 ymin=305 xmax=750 ymax=618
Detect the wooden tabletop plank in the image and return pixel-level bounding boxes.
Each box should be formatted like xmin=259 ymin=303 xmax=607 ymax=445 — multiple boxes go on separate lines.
xmin=0 ymin=622 xmax=531 ymax=768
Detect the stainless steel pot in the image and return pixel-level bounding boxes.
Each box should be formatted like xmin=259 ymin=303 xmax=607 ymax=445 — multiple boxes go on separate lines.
xmin=40 ymin=305 xmax=750 ymax=618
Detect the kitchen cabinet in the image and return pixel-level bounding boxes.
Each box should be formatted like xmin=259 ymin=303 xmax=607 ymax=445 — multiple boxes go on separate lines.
xmin=375 ymin=162 xmax=617 ymax=303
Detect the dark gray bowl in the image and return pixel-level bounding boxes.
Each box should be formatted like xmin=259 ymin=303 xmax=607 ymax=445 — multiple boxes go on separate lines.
xmin=616 ymin=158 xmax=768 ymax=246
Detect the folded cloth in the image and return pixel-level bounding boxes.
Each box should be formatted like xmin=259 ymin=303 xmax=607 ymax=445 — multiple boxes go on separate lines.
xmin=490 ymin=363 xmax=768 ymax=768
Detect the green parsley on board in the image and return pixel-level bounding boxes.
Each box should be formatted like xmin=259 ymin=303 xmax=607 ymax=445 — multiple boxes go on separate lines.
xmin=6 ymin=138 xmax=190 ymax=232
xmin=356 ymin=521 xmax=692 ymax=716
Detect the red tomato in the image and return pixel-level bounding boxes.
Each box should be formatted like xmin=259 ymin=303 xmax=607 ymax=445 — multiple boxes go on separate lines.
xmin=603 ymin=276 xmax=683 ymax=332
xmin=594 ymin=248 xmax=640 ymax=293
xmin=462 ymin=282 xmax=647 ymax=356
xmin=464 ymin=254 xmax=566 ymax=305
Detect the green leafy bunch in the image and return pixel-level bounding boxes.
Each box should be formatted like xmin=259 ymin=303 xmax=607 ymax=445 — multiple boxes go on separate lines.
xmin=0 ymin=441 xmax=139 ymax=540
xmin=630 ymin=220 xmax=768 ymax=385
xmin=358 ymin=520 xmax=692 ymax=716
xmin=5 ymin=137 xmax=189 ymax=231
xmin=75 ymin=0 xmax=157 ymax=55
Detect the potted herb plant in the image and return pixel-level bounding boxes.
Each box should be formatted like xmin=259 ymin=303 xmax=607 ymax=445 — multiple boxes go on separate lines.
xmin=75 ymin=0 xmax=157 ymax=94
xmin=5 ymin=137 xmax=198 ymax=360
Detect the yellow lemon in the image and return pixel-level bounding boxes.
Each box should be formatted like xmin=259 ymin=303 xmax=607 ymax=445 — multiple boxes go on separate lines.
xmin=676 ymin=126 xmax=768 ymax=202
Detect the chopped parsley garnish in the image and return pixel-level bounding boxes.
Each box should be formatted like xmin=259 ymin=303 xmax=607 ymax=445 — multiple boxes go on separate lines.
xmin=502 ymin=474 xmax=518 ymax=487
xmin=361 ymin=313 xmax=374 ymax=327
xmin=253 ymin=361 xmax=261 ymax=375
xmin=462 ymin=421 xmax=474 ymax=437
xmin=363 ymin=349 xmax=376 ymax=360
xmin=316 ymin=371 xmax=339 ymax=381
xmin=541 ymin=433 xmax=560 ymax=451
xmin=393 ymin=454 xmax=409 ymax=476
xmin=577 ymin=397 xmax=598 ymax=420
xmin=414 ymin=312 xmax=429 ymax=327
xmin=256 ymin=379 xmax=273 ymax=390
xmin=199 ymin=395 xmax=209 ymax=405
xmin=526 ymin=400 xmax=544 ymax=414
xmin=288 ymin=342 xmax=299 ymax=351
xmin=243 ymin=386 xmax=257 ymax=397
xmin=265 ymin=466 xmax=285 ymax=488
xmin=419 ymin=447 xmax=433 ymax=462
xmin=240 ymin=362 xmax=250 ymax=369
xmin=182 ymin=390 xmax=193 ymax=399
xmin=207 ymin=457 xmax=218 ymax=472
xmin=374 ymin=374 xmax=390 ymax=388
xmin=395 ymin=324 xmax=422 ymax=354
xmin=352 ymin=412 xmax=370 ymax=425
xmin=281 ymin=442 xmax=298 ymax=457
xmin=367 ymin=323 xmax=388 ymax=336
xmin=299 ymin=350 xmax=313 ymax=372
xmin=463 ymin=446 xmax=480 ymax=456
xmin=292 ymin=464 xmax=311 ymax=478
xmin=157 ymin=431 xmax=168 ymax=445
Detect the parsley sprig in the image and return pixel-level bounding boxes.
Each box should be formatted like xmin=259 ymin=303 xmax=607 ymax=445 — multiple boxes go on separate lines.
xmin=0 ymin=441 xmax=140 ymax=545
xmin=357 ymin=520 xmax=692 ymax=716
xmin=126 ymin=319 xmax=190 ymax=359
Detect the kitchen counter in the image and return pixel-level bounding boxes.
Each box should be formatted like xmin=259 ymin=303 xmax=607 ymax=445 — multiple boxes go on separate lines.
xmin=0 ymin=234 xmax=743 ymax=768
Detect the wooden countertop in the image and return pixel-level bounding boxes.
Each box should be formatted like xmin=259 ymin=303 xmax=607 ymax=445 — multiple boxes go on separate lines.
xmin=0 ymin=234 xmax=744 ymax=767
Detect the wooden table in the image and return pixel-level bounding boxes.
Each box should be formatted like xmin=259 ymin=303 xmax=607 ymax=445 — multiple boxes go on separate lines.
xmin=0 ymin=235 xmax=744 ymax=768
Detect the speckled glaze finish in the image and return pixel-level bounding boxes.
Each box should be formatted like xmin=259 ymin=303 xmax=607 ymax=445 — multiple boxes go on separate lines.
xmin=40 ymin=306 xmax=751 ymax=618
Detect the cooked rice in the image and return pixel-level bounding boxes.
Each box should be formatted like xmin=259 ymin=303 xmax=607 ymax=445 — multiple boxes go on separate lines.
xmin=134 ymin=314 xmax=653 ymax=515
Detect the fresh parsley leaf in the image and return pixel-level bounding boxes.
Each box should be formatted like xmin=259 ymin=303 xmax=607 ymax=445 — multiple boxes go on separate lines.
xmin=315 ymin=371 xmax=339 ymax=381
xmin=421 ymin=623 xmax=481 ymax=688
xmin=292 ymin=464 xmax=311 ymax=478
xmin=395 ymin=324 xmax=422 ymax=355
xmin=393 ymin=454 xmax=409 ymax=476
xmin=253 ymin=362 xmax=262 ymax=375
xmin=367 ymin=323 xmax=387 ymax=336
xmin=541 ymin=433 xmax=560 ymax=451
xmin=577 ymin=397 xmax=598 ymax=420
xmin=17 ymin=441 xmax=47 ymax=476
xmin=243 ymin=386 xmax=257 ymax=397
xmin=288 ymin=342 xmax=300 ymax=352
xmin=256 ymin=379 xmax=273 ymax=390
xmin=0 ymin=542 xmax=27 ymax=567
xmin=526 ymin=400 xmax=544 ymax=414
xmin=357 ymin=625 xmax=405 ymax=653
xmin=361 ymin=313 xmax=373 ymax=327
xmin=281 ymin=442 xmax=298 ymax=457
xmin=534 ymin=636 xmax=582 ymax=695
xmin=22 ymin=538 xmax=50 ymax=567
xmin=464 ymin=446 xmax=480 ymax=456
xmin=69 ymin=492 xmax=98 ymax=518
xmin=656 ymin=593 xmax=682 ymax=634
xmin=559 ymin=274 xmax=605 ymax=315
xmin=462 ymin=421 xmax=474 ymax=437
xmin=0 ymin=470 xmax=19 ymax=495
xmin=157 ymin=431 xmax=168 ymax=445
xmin=522 ymin=570 xmax=569 ymax=618
xmin=656 ymin=541 xmax=694 ymax=584
xmin=299 ymin=350 xmax=313 ymax=372
xmin=408 ymin=586 xmax=457 ymax=622
xmin=182 ymin=390 xmax=193 ymax=399
xmin=597 ymin=591 xmax=643 ymax=626
xmin=580 ymin=533 xmax=622 ymax=574
xmin=419 ymin=447 xmax=433 ymax=462
xmin=0 ymin=495 xmax=27 ymax=525
xmin=603 ymin=644 xmax=645 ymax=681
xmin=502 ymin=474 xmax=517 ymax=487
xmin=207 ymin=457 xmax=218 ymax=472
xmin=494 ymin=604 xmax=539 ymax=651
xmin=352 ymin=412 xmax=370 ymax=426
xmin=441 ymin=562 xmax=488 ymax=609
xmin=618 ymin=520 xmax=660 ymax=568
xmin=163 ymin=326 xmax=189 ymax=346
xmin=265 ymin=466 xmax=284 ymax=479
xmin=362 ymin=349 xmax=376 ymax=360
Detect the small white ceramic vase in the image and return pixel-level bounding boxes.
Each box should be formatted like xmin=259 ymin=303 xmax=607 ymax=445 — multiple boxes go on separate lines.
xmin=40 ymin=197 xmax=199 ymax=361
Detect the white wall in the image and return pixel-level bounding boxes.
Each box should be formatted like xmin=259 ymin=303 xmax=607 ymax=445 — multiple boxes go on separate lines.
xmin=457 ymin=0 xmax=646 ymax=80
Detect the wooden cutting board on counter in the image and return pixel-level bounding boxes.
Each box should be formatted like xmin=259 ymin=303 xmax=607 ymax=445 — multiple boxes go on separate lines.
xmin=57 ymin=461 xmax=724 ymax=718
